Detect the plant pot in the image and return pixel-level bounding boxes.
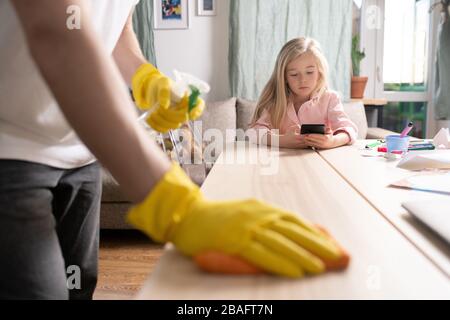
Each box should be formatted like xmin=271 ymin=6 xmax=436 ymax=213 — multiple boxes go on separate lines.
xmin=351 ymin=76 xmax=368 ymax=99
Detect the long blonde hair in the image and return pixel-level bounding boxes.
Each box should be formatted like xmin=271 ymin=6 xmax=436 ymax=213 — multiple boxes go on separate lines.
xmin=251 ymin=37 xmax=329 ymax=129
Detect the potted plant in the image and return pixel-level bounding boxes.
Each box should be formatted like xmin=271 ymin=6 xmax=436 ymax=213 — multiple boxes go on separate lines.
xmin=351 ymin=35 xmax=368 ymax=99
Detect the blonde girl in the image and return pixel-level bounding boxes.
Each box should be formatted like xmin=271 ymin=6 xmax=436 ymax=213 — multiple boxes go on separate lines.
xmin=250 ymin=37 xmax=357 ymax=149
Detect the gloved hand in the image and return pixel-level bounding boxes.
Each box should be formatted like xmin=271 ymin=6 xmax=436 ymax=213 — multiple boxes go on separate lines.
xmin=127 ymin=163 xmax=347 ymax=278
xmin=132 ymin=63 xmax=205 ymax=133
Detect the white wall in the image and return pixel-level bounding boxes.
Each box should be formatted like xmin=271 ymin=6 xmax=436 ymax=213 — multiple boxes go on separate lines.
xmin=153 ymin=0 xmax=230 ymax=102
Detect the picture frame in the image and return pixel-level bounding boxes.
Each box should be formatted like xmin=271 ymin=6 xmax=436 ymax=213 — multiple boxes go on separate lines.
xmin=197 ymin=0 xmax=217 ymax=16
xmin=154 ymin=0 xmax=189 ymax=30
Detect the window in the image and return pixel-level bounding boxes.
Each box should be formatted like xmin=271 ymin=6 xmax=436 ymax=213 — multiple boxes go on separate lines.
xmin=383 ymin=0 xmax=430 ymax=92
xmin=383 ymin=102 xmax=427 ymax=138
xmin=358 ymin=0 xmax=439 ymax=138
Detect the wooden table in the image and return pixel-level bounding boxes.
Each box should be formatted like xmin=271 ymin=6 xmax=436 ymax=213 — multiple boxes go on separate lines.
xmin=136 ymin=142 xmax=450 ymax=299
xmin=318 ymin=140 xmax=450 ymax=276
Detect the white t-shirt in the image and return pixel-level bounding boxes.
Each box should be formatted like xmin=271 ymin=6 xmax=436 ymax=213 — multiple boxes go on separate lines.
xmin=0 ymin=0 xmax=139 ymax=169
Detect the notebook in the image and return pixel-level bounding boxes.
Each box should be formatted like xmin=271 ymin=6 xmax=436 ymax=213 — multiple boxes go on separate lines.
xmin=402 ymin=199 xmax=450 ymax=244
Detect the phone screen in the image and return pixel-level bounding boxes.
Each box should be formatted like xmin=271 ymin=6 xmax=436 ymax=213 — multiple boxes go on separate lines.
xmin=300 ymin=124 xmax=325 ymax=135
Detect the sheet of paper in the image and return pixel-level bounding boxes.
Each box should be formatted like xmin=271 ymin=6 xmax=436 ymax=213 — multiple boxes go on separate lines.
xmin=397 ymin=150 xmax=450 ymax=170
xmin=391 ymin=171 xmax=450 ymax=195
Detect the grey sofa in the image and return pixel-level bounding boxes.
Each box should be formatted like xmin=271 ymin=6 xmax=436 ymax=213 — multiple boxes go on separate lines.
xmin=100 ymin=98 xmax=396 ymax=229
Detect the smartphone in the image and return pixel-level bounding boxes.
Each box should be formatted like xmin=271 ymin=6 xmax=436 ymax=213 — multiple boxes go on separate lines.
xmin=300 ymin=124 xmax=325 ymax=135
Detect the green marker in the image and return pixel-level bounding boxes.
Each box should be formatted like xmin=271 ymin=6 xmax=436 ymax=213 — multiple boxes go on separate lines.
xmin=365 ymin=141 xmax=382 ymax=149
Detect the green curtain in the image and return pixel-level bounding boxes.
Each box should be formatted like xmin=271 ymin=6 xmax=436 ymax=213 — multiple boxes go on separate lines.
xmin=133 ymin=0 xmax=157 ymax=66
xmin=229 ymin=0 xmax=353 ymax=101
xmin=434 ymin=1 xmax=450 ymax=120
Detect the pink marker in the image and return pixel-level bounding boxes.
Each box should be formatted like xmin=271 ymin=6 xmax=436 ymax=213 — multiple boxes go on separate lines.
xmin=400 ymin=122 xmax=414 ymax=137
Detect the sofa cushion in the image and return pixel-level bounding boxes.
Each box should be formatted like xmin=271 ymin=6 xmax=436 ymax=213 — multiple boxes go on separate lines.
xmin=366 ymin=127 xmax=400 ymax=139
xmin=101 ymin=168 xmax=132 ymax=230
xmin=198 ymin=98 xmax=237 ymax=142
xmin=342 ymin=101 xmax=368 ymax=139
xmin=101 ymin=168 xmax=129 ymax=202
xmin=100 ymin=203 xmax=133 ymax=229
xmin=236 ymin=98 xmax=257 ymax=131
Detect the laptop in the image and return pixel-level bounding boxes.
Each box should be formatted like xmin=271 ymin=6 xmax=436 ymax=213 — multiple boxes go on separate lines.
xmin=402 ymin=199 xmax=450 ymax=245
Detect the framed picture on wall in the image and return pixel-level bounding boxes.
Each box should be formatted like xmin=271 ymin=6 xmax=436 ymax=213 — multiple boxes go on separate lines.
xmin=154 ymin=0 xmax=189 ymax=29
xmin=197 ymin=0 xmax=217 ymax=16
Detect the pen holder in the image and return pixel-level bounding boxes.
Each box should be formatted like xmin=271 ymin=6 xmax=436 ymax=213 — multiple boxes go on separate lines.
xmin=385 ymin=135 xmax=410 ymax=153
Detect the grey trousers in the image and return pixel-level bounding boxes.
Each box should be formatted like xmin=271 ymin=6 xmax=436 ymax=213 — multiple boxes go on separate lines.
xmin=0 ymin=160 xmax=101 ymax=300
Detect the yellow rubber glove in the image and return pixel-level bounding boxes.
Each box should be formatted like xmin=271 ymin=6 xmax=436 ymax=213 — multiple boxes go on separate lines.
xmin=132 ymin=64 xmax=205 ymax=133
xmin=127 ymin=163 xmax=345 ymax=278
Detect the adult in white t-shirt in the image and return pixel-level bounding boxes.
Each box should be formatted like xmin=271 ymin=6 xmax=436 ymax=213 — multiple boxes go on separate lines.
xmin=0 ymin=0 xmax=150 ymax=300
xmin=1 ymin=0 xmax=350 ymax=300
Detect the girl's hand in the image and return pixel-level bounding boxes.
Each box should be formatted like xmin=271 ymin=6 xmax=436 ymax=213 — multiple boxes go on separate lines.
xmin=276 ymin=131 xmax=308 ymax=149
xmin=304 ymin=129 xmax=349 ymax=149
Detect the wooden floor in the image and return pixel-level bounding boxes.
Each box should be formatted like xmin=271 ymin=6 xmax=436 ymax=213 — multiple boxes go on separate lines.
xmin=94 ymin=230 xmax=164 ymax=300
